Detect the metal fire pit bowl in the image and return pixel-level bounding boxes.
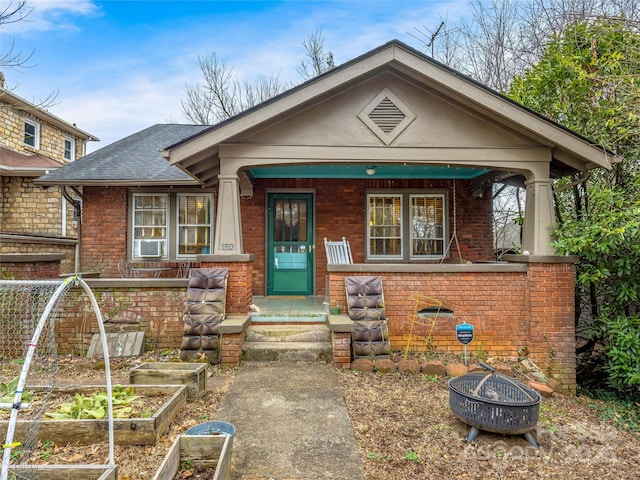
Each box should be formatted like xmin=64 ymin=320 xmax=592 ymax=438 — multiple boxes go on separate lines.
xmin=448 ymin=363 xmax=541 ymax=448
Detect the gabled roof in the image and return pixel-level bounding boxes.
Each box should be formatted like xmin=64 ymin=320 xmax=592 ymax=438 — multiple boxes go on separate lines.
xmin=0 ymin=147 xmax=65 ymax=177
xmin=35 ymin=124 xmax=209 ymax=186
xmin=164 ymin=40 xmax=615 ymax=187
xmin=1 ymin=88 xmax=98 ymax=142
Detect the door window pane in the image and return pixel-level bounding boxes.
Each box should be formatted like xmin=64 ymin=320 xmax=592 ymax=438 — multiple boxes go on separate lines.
xmin=274 ymin=199 xmax=307 ymax=243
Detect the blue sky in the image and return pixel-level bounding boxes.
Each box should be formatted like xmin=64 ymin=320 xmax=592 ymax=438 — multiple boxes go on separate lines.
xmin=5 ymin=0 xmax=470 ymax=152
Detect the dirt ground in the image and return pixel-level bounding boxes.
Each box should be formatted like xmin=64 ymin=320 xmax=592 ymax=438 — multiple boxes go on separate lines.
xmin=2 ymin=352 xmax=639 ymax=479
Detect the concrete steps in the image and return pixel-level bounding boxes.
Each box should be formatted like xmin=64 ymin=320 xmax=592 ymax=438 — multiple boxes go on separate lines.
xmin=241 ymin=324 xmax=333 ymax=363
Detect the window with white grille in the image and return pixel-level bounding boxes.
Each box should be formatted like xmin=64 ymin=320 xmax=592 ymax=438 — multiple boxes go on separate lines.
xmin=130 ymin=192 xmax=214 ymax=260
xmin=367 ymin=192 xmax=447 ymax=261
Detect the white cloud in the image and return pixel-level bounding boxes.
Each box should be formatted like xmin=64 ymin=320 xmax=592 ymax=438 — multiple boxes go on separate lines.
xmin=48 ymin=69 xmax=196 ymax=151
xmin=7 ymin=0 xmax=479 ymax=154
xmin=3 ymin=0 xmax=100 ymax=34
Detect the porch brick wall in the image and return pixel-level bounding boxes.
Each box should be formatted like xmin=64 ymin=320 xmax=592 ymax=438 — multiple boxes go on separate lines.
xmin=220 ymin=332 xmax=244 ymax=367
xmin=328 ymin=261 xmax=577 ymax=391
xmin=0 ymin=242 xmax=75 ymax=274
xmin=242 ymin=178 xmax=493 ymax=295
xmin=49 ymin=256 xmax=253 ymax=354
xmin=198 ymin=261 xmax=253 ymax=314
xmin=56 ymin=286 xmax=186 ymax=353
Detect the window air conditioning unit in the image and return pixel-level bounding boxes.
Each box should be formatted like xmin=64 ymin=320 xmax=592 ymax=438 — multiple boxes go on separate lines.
xmin=137 ymin=239 xmax=162 ymax=257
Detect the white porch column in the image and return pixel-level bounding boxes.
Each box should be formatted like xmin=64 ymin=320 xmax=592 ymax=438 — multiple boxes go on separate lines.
xmin=522 ymin=176 xmax=555 ymax=255
xmin=214 ymin=174 xmax=243 ymax=255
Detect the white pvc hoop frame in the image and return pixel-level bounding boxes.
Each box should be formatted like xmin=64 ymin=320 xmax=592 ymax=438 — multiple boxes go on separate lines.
xmin=0 ymin=276 xmax=115 ymax=480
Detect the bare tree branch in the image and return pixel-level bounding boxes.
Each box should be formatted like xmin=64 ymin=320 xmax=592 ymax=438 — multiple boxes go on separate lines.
xmin=0 ymin=1 xmax=35 ymax=71
xmin=182 ymin=29 xmax=334 ymax=124
xmin=297 ymin=28 xmax=335 ymax=80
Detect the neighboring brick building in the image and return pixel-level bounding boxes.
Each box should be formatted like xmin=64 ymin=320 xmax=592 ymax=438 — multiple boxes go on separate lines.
xmin=0 ymin=81 xmax=97 ymax=277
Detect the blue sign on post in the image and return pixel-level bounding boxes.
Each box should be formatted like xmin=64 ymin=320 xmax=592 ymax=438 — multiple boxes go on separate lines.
xmin=456 ymin=322 xmax=474 ymax=345
xmin=456 ymin=322 xmax=474 ymax=366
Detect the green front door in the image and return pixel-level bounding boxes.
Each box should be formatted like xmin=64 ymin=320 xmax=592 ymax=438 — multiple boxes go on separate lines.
xmin=267 ymin=193 xmax=314 ymax=295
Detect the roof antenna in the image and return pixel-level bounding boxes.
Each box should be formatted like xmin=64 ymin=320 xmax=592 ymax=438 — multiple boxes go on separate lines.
xmin=409 ymin=20 xmax=445 ymax=58
xmin=426 ymin=21 xmax=445 ymax=58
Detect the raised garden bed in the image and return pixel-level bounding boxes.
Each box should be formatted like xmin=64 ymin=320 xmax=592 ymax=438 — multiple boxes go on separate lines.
xmin=5 ymin=465 xmax=117 ymax=480
xmin=130 ymin=362 xmax=207 ymax=400
xmin=152 ymin=433 xmax=232 ymax=480
xmin=0 ymin=384 xmax=187 ymax=445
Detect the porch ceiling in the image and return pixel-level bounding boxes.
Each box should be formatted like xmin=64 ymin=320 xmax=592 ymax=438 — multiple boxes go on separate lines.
xmin=248 ymin=164 xmax=490 ymax=179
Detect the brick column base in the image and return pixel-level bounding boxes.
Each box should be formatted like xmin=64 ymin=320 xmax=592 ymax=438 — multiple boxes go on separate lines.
xmin=332 ymin=332 xmax=351 ymax=369
xmin=220 ymin=332 xmax=244 ymax=367
xmin=526 ymin=261 xmax=577 ymax=393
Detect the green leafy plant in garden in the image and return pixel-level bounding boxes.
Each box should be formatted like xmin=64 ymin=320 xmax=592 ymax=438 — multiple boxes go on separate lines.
xmin=508 ymin=16 xmax=640 ymax=399
xmin=0 ymin=377 xmax=32 ymax=403
xmin=44 ymin=386 xmax=138 ymax=420
xmin=39 ymin=440 xmax=55 ymax=461
xmin=404 ymin=451 xmax=421 ymax=462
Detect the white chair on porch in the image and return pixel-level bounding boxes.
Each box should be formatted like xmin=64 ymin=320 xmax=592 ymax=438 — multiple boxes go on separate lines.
xmin=324 ymin=237 xmax=353 ymax=264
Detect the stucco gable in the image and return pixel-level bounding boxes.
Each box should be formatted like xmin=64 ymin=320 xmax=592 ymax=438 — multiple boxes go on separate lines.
xmin=163 ymin=40 xmax=614 ymax=189
xmin=242 ymin=71 xmax=540 ymax=149
xmin=165 ymin=40 xmax=614 ymax=187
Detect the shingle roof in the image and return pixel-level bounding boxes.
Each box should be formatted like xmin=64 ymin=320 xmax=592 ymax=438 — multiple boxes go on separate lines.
xmin=35 ymin=124 xmax=209 ymax=185
xmin=0 ymin=147 xmax=65 ymax=176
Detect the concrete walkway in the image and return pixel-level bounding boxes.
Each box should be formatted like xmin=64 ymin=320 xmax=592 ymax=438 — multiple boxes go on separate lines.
xmin=214 ymin=362 xmax=366 ymax=480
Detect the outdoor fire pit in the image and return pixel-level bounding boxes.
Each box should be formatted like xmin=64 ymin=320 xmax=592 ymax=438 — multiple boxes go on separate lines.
xmin=448 ymin=363 xmax=541 ymax=448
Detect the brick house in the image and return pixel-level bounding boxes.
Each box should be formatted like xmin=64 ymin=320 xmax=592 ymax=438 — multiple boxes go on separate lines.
xmin=1 ymin=83 xmax=97 ymax=277
xmin=36 ymin=41 xmax=613 ymax=389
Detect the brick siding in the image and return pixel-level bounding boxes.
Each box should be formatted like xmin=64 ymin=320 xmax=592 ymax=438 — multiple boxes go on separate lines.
xmin=242 ymin=178 xmax=493 ymax=295
xmin=328 ymin=261 xmax=577 ymax=391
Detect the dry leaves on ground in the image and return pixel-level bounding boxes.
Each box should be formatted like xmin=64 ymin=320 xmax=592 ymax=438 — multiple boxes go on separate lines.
xmin=2 ymin=353 xmax=639 ymax=480
xmin=337 ymin=369 xmax=640 ymax=480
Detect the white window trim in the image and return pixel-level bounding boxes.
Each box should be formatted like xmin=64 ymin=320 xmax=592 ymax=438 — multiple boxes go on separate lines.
xmin=24 ymin=117 xmax=40 ymax=149
xmin=176 ymin=193 xmax=214 ymax=258
xmin=64 ymin=136 xmax=76 ymax=161
xmin=409 ymin=193 xmax=447 ymax=260
xmin=366 ymin=190 xmax=448 ymax=262
xmin=132 ymin=193 xmax=169 ymax=260
xmin=367 ymin=193 xmax=403 ymax=260
xmin=129 ymin=190 xmax=215 ymax=261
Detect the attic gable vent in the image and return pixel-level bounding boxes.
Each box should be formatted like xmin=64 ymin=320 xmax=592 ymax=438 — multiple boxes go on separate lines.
xmin=358 ymin=87 xmax=416 ymax=145
xmin=368 ymin=97 xmax=405 ymax=133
